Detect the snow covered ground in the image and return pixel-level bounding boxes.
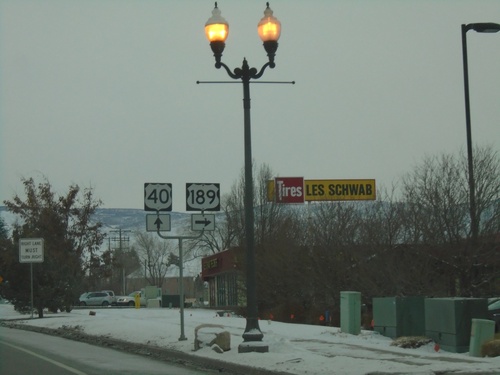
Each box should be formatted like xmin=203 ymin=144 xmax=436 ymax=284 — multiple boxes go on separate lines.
xmin=1 ymin=304 xmax=499 ymax=375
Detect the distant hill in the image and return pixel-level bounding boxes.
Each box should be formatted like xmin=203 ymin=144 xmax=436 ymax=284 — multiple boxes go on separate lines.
xmin=92 ymin=208 xmax=192 ymax=233
xmin=0 ymin=206 xmax=198 ymax=235
xmin=0 ymin=206 xmax=211 ymax=276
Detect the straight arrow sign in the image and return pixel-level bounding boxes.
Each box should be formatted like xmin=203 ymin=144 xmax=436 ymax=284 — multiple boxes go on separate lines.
xmin=191 ymin=214 xmax=215 ymax=231
xmin=146 ymin=214 xmax=171 ymax=232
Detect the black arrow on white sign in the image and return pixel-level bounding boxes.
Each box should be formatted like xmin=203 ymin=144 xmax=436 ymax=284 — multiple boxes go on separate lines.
xmin=155 ymin=217 xmax=163 ymax=230
xmin=195 ymin=218 xmax=212 ymax=227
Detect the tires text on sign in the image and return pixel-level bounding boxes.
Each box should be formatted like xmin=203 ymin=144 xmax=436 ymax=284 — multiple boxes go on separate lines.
xmin=19 ymin=238 xmax=44 ymax=263
xmin=267 ymin=178 xmax=376 ymax=202
xmin=186 ymin=183 xmax=220 ymax=211
xmin=274 ymin=177 xmax=305 ymax=204
xmin=144 ymin=183 xmax=173 ymax=211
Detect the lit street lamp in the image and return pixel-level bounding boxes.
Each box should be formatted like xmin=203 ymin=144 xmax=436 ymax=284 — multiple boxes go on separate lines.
xmin=204 ymin=2 xmax=282 ymax=353
xmin=461 ymin=22 xmax=500 ymax=243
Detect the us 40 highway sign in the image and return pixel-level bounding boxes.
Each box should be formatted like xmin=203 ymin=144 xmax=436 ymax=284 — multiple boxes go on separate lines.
xmin=186 ymin=183 xmax=220 ymax=211
xmin=144 ymin=183 xmax=173 ymax=211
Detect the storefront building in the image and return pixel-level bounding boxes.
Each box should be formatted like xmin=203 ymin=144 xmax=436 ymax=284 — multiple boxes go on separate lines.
xmin=201 ymin=248 xmax=242 ymax=308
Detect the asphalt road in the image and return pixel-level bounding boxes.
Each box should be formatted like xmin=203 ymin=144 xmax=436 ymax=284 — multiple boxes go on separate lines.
xmin=0 ymin=327 xmax=213 ymax=375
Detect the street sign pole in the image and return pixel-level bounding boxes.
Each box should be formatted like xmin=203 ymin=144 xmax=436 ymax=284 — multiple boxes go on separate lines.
xmin=19 ymin=238 xmax=44 ymax=319
xmin=155 ymin=228 xmax=204 ymax=341
xmin=30 ymin=263 xmax=33 ymax=319
xmin=144 ymin=182 xmax=218 ymax=339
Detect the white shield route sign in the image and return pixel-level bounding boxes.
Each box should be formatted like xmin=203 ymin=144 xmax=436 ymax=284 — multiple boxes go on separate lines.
xmin=19 ymin=238 xmax=44 ymax=263
xmin=146 ymin=214 xmax=171 ymax=232
xmin=144 ymin=183 xmax=173 ymax=211
xmin=186 ymin=183 xmax=220 ymax=211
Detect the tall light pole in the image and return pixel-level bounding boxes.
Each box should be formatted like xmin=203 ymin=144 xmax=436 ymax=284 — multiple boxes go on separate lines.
xmin=204 ymin=2 xmax=281 ymax=353
xmin=461 ymin=22 xmax=500 ymax=244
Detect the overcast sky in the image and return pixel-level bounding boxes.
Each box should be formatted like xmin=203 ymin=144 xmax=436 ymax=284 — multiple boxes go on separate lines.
xmin=1 ymin=0 xmax=499 ymax=213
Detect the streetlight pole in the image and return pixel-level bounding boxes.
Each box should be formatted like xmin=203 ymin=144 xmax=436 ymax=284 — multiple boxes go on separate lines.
xmin=461 ymin=22 xmax=500 ymax=244
xmin=204 ymin=2 xmax=282 ymax=353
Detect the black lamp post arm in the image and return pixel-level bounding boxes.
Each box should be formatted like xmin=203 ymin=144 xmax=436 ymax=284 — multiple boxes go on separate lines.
xmin=216 ymin=58 xmax=274 ymax=81
xmin=215 ymin=61 xmax=241 ymax=79
xmin=251 ymin=61 xmax=273 ymax=80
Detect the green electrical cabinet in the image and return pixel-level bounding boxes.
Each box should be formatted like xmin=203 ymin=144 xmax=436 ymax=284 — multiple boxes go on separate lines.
xmin=340 ymin=291 xmax=361 ymax=335
xmin=373 ymin=296 xmax=425 ymax=338
xmin=424 ymin=298 xmax=488 ymax=353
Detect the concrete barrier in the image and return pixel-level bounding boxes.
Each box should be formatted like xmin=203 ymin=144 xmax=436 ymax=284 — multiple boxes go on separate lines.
xmin=147 ymin=299 xmax=161 ymax=308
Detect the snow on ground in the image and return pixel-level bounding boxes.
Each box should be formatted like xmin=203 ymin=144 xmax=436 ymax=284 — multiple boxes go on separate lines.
xmin=1 ymin=304 xmax=499 ymax=375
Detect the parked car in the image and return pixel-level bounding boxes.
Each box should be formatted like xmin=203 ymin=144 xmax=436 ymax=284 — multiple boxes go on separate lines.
xmin=116 ymin=291 xmax=146 ymax=307
xmin=101 ymin=290 xmax=117 ymax=305
xmin=79 ymin=291 xmax=113 ymax=306
xmin=488 ymin=299 xmax=500 ymax=332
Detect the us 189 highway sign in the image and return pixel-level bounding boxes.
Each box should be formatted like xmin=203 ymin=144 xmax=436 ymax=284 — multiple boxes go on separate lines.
xmin=186 ymin=183 xmax=220 ymax=211
xmin=144 ymin=183 xmax=173 ymax=211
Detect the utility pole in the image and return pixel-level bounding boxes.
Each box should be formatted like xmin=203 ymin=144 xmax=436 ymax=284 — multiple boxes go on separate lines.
xmin=110 ymin=229 xmax=131 ymax=294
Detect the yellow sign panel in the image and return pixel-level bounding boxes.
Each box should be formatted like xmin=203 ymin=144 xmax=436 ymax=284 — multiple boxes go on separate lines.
xmin=304 ymin=179 xmax=376 ymax=201
xmin=267 ymin=179 xmax=376 ymax=202
xmin=267 ymin=180 xmax=276 ymax=202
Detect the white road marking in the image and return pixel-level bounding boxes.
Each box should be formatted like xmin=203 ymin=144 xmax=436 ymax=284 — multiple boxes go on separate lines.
xmin=2 ymin=341 xmax=89 ymax=375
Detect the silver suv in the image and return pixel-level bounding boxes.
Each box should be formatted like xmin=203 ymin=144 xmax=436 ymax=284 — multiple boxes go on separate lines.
xmin=101 ymin=290 xmax=117 ymax=305
xmin=79 ymin=291 xmax=113 ymax=306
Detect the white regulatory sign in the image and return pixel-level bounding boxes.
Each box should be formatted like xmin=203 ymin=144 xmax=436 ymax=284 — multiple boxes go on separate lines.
xmin=144 ymin=183 xmax=173 ymax=211
xmin=186 ymin=183 xmax=220 ymax=211
xmin=191 ymin=214 xmax=215 ymax=231
xmin=19 ymin=238 xmax=44 ymax=263
xmin=146 ymin=214 xmax=171 ymax=232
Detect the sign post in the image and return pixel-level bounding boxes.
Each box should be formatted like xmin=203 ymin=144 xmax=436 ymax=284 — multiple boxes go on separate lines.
xmin=155 ymin=230 xmax=204 ymax=341
xmin=144 ymin=182 xmax=220 ymax=340
xmin=19 ymin=238 xmax=44 ymax=318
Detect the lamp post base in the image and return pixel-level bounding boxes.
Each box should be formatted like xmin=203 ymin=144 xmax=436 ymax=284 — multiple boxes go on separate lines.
xmin=238 ymin=342 xmax=269 ymax=353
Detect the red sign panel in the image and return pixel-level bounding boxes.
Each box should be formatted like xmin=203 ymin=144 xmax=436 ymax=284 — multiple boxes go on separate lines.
xmin=274 ymin=177 xmax=305 ymax=203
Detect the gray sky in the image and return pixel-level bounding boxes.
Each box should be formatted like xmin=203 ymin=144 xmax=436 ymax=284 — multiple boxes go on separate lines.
xmin=1 ymin=0 xmax=499 ymax=212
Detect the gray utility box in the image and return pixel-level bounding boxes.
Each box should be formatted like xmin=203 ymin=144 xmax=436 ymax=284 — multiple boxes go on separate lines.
xmin=424 ymin=298 xmax=488 ymax=353
xmin=373 ymin=296 xmax=425 ymax=338
xmin=340 ymin=291 xmax=361 ymax=335
xmin=162 ymin=294 xmax=180 ymax=308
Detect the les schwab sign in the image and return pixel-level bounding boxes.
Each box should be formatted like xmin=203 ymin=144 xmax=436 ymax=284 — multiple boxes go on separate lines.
xmin=268 ymin=177 xmax=376 ymax=203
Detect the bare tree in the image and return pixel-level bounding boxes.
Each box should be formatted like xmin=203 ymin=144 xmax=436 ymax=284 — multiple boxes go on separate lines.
xmin=399 ymin=146 xmax=500 ymax=296
xmin=401 ymin=153 xmax=468 ymax=245
xmin=133 ymin=231 xmax=176 ymax=287
xmin=464 ymin=145 xmax=500 ymax=239
xmin=189 ymin=163 xmax=290 ymax=257
xmin=358 ymin=185 xmax=405 ymax=247
xmin=184 ymin=195 xmax=239 ymax=257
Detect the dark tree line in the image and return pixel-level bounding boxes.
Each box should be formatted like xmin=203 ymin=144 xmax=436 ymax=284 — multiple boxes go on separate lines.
xmin=205 ymin=145 xmax=500 ymax=324
xmin=0 ymin=177 xmax=105 ymax=317
xmin=0 ymin=146 xmax=498 ymax=323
